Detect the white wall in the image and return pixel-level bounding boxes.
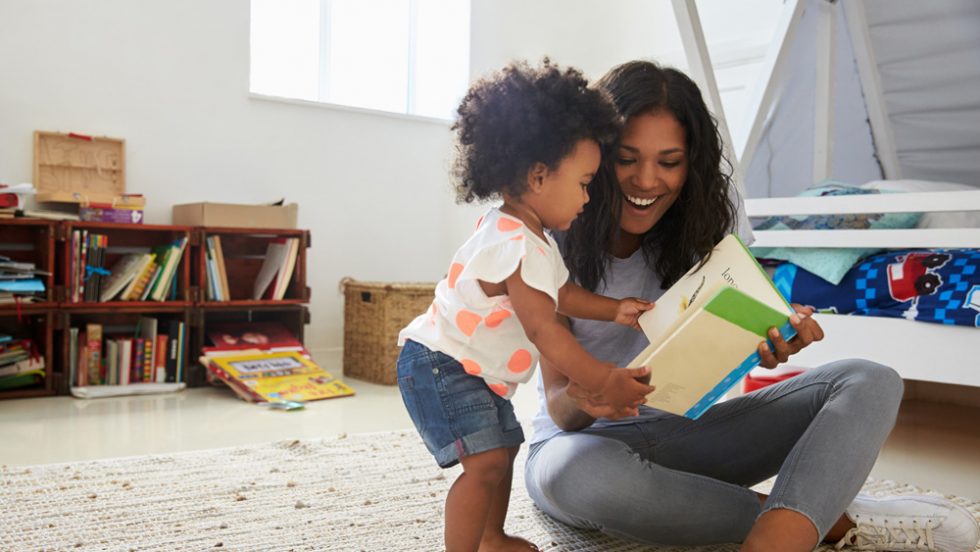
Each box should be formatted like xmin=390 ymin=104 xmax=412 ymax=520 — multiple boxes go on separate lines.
xmin=0 ymin=0 xmax=458 ymax=362
xmin=0 ymin=0 xmax=783 ymax=363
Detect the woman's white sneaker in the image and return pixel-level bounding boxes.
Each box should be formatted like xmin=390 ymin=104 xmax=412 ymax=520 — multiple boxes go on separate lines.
xmin=834 ymin=494 xmax=980 ymax=551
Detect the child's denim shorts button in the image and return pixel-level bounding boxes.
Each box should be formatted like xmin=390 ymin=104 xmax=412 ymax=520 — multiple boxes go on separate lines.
xmin=432 ymin=368 xmax=439 ymax=374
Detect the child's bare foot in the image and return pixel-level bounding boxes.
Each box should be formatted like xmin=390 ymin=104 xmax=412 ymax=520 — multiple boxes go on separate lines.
xmin=479 ymin=533 xmax=540 ymax=552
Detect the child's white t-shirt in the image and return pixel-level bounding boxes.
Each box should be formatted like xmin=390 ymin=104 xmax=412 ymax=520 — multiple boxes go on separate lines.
xmin=398 ymin=207 xmax=569 ymax=399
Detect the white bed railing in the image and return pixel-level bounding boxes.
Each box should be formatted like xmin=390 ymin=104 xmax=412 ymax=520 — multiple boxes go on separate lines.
xmin=746 ymin=190 xmax=980 ymax=249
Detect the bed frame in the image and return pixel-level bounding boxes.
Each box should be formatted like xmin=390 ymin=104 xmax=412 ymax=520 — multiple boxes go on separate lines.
xmin=745 ymin=191 xmax=980 ymax=388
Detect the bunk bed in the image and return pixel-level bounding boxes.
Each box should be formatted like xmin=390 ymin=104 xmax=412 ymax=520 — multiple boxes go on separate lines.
xmin=673 ymin=0 xmax=980 ymax=388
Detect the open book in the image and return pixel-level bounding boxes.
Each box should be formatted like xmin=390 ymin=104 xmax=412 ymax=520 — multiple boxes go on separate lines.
xmin=631 ymin=234 xmax=798 ymax=419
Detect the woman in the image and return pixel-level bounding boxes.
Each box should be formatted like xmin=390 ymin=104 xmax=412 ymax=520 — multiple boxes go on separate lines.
xmin=523 ymin=61 xmax=979 ymax=552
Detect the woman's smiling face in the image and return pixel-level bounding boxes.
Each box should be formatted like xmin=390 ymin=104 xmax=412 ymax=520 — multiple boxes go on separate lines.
xmin=614 ymin=110 xmax=688 ymax=242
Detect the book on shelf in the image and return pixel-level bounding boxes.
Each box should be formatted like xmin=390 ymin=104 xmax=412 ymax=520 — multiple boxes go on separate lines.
xmin=203 ymin=350 xmax=354 ymax=403
xmin=0 ymin=369 xmax=45 ymax=391
xmin=123 ymin=255 xmax=158 ymax=301
xmin=204 ymin=237 xmax=222 ymax=301
xmin=85 ymin=323 xmax=103 ymax=386
xmin=148 ymin=237 xmax=187 ymax=301
xmin=631 ymin=234 xmax=798 ymax=420
xmin=100 ymin=253 xmax=147 ymax=302
xmin=211 ymin=236 xmax=231 ymax=300
xmin=253 ymin=237 xmax=300 ymax=300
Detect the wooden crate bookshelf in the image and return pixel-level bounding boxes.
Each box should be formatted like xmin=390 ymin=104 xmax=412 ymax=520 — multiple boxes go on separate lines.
xmin=196 ymin=227 xmax=310 ymax=307
xmin=0 ymin=219 xmax=57 ymax=308
xmin=189 ymin=305 xmax=309 ymax=387
xmin=59 ymin=222 xmax=193 ymax=307
xmin=60 ymin=307 xmax=191 ymax=393
xmin=0 ymin=310 xmax=55 ymax=399
xmin=0 ymin=219 xmax=311 ymax=399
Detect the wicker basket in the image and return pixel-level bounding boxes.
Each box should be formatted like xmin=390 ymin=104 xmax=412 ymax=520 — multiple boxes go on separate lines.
xmin=341 ymin=279 xmax=436 ymax=385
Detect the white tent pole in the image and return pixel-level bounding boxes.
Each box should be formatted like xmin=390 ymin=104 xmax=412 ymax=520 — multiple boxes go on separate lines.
xmin=670 ymin=0 xmax=743 ymax=194
xmin=813 ymin=0 xmax=836 ymax=183
xmin=738 ymin=0 xmax=806 ymax=174
xmin=842 ymin=0 xmax=902 ymax=179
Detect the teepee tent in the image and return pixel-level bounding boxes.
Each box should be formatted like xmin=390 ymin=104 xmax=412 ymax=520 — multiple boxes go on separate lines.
xmin=674 ymin=0 xmax=980 ymax=199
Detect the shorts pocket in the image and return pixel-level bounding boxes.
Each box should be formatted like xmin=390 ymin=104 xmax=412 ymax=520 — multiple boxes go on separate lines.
xmin=440 ymin=366 xmax=495 ymax=415
xmin=398 ymin=373 xmax=428 ymax=433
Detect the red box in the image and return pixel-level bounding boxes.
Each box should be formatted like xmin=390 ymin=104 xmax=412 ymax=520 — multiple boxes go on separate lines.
xmin=743 ymin=366 xmax=806 ymax=393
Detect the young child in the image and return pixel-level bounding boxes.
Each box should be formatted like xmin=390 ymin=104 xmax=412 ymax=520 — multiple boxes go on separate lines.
xmin=396 ymin=60 xmax=656 ymax=552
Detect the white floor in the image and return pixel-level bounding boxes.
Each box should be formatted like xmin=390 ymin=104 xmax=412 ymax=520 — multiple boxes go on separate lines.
xmin=2 ymin=375 xmax=979 ymax=501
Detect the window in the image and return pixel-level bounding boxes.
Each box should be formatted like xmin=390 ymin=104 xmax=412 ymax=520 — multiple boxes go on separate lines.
xmin=250 ymin=0 xmax=470 ymax=121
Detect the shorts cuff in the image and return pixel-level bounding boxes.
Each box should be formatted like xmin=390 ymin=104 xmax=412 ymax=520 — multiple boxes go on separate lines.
xmin=433 ymin=424 xmax=525 ymax=468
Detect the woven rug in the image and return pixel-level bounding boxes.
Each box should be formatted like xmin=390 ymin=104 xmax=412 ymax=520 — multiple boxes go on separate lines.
xmin=2 ymin=431 xmax=978 ymax=552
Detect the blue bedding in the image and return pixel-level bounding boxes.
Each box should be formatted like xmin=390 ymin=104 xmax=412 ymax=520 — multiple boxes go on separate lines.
xmin=773 ymin=249 xmax=980 ymax=327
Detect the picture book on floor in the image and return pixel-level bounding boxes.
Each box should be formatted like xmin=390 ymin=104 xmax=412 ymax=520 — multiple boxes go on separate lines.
xmin=631 ymin=234 xmax=799 ymax=419
xmin=204 ymin=350 xmax=355 ymax=403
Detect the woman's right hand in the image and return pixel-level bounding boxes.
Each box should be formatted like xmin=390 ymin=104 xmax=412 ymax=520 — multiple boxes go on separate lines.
xmin=568 ymin=366 xmax=653 ymax=419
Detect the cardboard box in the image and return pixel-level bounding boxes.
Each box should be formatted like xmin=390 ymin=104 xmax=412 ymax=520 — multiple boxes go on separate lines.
xmin=34 ymin=131 xmax=125 ymax=204
xmin=172 ymin=202 xmax=298 ymax=229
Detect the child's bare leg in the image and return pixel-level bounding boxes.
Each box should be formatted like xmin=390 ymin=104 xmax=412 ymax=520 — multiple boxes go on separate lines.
xmin=478 ymin=446 xmax=539 ymax=551
xmin=446 ymin=447 xmax=512 ymax=552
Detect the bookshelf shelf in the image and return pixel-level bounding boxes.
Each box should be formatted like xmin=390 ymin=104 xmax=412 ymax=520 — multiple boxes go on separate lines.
xmin=0 ymin=219 xmax=311 ymax=399
xmin=0 ymin=311 xmax=55 ymax=399
xmin=0 ymin=219 xmax=57 ymax=310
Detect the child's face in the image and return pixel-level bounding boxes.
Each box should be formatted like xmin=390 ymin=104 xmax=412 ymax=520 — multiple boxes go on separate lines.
xmin=530 ymin=139 xmax=601 ymax=231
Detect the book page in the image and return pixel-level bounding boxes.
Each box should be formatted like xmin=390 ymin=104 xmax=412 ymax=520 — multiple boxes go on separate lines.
xmin=638 ymin=234 xmax=791 ymax=347
xmin=640 ymin=308 xmax=764 ymax=416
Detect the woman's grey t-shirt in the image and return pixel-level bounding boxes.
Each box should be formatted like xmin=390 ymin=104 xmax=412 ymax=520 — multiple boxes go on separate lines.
xmin=529 ymin=245 xmax=667 ymax=444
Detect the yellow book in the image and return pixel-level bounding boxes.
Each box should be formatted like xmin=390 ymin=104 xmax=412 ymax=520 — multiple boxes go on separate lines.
xmin=631 ymin=234 xmax=798 ymax=419
xmin=208 ymin=351 xmax=355 ymax=403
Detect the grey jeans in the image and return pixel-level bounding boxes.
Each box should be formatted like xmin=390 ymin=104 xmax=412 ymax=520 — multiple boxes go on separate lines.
xmin=524 ymin=360 xmax=904 ymax=546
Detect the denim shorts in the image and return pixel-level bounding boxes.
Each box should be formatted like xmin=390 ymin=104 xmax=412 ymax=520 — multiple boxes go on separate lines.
xmin=397 ymin=340 xmax=525 ymax=468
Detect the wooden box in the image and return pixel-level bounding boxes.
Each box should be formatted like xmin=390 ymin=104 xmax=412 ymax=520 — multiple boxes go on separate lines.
xmin=33 ymin=131 xmax=125 ymax=204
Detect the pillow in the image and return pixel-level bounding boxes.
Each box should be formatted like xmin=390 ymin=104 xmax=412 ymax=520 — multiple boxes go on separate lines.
xmin=860 ymin=179 xmax=980 ymax=229
xmin=751 ymin=183 xmax=922 ymax=285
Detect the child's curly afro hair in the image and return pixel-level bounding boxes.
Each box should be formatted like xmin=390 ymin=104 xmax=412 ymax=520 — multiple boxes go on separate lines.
xmin=451 ymin=59 xmax=621 ymax=204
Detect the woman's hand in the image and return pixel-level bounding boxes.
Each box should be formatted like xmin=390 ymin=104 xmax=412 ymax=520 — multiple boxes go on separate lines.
xmin=613 ymin=297 xmax=654 ymax=330
xmin=757 ymin=304 xmax=825 ymax=368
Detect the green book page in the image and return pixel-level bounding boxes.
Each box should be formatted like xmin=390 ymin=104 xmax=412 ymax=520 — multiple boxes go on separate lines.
xmin=703 ymin=286 xmax=791 ymax=337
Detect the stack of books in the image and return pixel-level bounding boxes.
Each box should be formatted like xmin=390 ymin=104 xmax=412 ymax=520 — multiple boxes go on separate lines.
xmin=0 ymin=335 xmax=45 ymax=391
xmin=0 ymin=256 xmax=48 ymax=304
xmin=199 ymin=322 xmax=353 ymax=403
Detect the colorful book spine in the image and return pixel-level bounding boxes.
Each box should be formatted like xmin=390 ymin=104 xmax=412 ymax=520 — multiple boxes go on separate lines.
xmin=85 ymin=323 xmax=102 ymax=385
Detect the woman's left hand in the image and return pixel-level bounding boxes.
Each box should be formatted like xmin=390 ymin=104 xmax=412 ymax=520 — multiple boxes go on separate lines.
xmin=757 ymin=304 xmax=824 ymax=368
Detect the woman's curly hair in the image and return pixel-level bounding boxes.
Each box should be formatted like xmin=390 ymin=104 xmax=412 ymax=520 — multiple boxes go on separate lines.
xmin=451 ymin=59 xmax=621 ymax=203
xmin=564 ymin=60 xmax=738 ymax=291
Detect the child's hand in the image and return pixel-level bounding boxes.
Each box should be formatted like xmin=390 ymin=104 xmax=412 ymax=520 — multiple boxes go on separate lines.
xmin=568 ymin=366 xmax=654 ymax=419
xmin=588 ymin=364 xmax=655 ymax=412
xmin=614 ymin=298 xmax=654 ymax=330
